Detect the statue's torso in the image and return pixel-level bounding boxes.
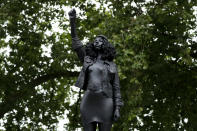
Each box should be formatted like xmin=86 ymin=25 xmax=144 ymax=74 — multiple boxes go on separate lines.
xmin=80 ymin=59 xmax=114 ymax=124
xmin=87 ymin=60 xmax=110 ymax=92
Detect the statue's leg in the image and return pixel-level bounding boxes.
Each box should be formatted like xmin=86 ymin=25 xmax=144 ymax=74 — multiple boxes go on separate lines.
xmin=98 ymin=122 xmax=112 ymax=131
xmin=83 ymin=122 xmax=97 ymax=131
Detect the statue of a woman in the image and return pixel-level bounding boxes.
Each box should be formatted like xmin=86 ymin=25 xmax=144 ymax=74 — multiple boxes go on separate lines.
xmin=68 ymin=9 xmax=123 ymax=131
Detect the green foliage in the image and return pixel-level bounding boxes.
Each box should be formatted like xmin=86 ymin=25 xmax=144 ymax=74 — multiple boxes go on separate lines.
xmin=0 ymin=0 xmax=197 ymax=130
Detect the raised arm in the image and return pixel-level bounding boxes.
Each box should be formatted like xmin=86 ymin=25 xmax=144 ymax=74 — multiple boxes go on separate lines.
xmin=68 ymin=9 xmax=85 ymax=63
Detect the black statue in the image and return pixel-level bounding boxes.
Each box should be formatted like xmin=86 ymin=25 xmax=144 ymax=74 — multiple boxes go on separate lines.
xmin=68 ymin=9 xmax=123 ymax=131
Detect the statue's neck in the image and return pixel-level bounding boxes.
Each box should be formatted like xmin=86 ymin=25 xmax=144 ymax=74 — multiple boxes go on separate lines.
xmin=97 ymin=53 xmax=102 ymax=60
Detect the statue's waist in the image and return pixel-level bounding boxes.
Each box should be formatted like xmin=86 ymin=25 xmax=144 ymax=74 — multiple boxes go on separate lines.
xmin=86 ymin=88 xmax=103 ymax=93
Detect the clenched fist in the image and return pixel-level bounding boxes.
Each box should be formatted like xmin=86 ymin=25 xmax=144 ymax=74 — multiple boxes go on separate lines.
xmin=113 ymin=108 xmax=120 ymax=121
xmin=68 ymin=8 xmax=76 ymax=19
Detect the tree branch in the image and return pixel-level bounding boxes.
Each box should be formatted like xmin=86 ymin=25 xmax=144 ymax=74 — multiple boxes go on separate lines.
xmin=29 ymin=71 xmax=79 ymax=87
xmin=0 ymin=70 xmax=79 ymax=119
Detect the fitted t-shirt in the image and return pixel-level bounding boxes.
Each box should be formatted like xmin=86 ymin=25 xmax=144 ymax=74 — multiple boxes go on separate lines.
xmin=87 ymin=60 xmax=111 ymax=92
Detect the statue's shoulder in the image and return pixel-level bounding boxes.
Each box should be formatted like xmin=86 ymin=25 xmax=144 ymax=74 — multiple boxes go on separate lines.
xmin=105 ymin=61 xmax=116 ymax=67
xmin=104 ymin=60 xmax=117 ymax=73
xmin=83 ymin=56 xmax=95 ymax=64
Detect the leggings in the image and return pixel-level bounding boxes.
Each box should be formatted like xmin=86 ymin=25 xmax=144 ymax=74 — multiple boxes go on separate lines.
xmin=83 ymin=122 xmax=112 ymax=131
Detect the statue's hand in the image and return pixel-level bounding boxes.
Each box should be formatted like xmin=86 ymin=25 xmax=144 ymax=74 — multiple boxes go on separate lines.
xmin=68 ymin=8 xmax=76 ymax=19
xmin=113 ymin=108 xmax=120 ymax=122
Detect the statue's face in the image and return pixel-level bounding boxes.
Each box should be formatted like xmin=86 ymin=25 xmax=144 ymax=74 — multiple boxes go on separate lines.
xmin=93 ymin=37 xmax=104 ymax=51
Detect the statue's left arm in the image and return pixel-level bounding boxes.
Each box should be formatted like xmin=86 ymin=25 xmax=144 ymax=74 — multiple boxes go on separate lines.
xmin=112 ymin=65 xmax=124 ymax=121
